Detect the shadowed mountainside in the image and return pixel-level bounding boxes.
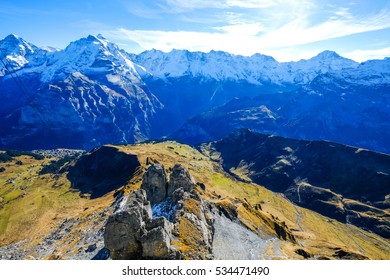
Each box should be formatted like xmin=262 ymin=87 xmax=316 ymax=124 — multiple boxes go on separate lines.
xmin=67 ymin=145 xmax=141 ymax=198
xmin=200 ymin=129 xmax=390 ymax=238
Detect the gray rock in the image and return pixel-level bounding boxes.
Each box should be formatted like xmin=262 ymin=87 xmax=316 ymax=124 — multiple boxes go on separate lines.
xmin=168 ymin=164 xmax=196 ymax=196
xmin=146 ymin=216 xmax=173 ymax=234
xmin=103 ymin=166 xmax=215 ymax=260
xmin=141 ymin=164 xmax=168 ymax=205
xmin=104 ymin=208 xmax=146 ymax=259
xmin=141 ymin=217 xmax=173 ymax=259
xmin=172 ymin=187 xmax=185 ymax=204
xmin=104 ymin=190 xmax=151 ymax=259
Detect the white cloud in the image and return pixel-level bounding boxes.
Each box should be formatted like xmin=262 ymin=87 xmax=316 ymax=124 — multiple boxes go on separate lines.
xmin=163 ymin=0 xmax=225 ymax=11
xmin=106 ymin=1 xmax=390 ymax=62
xmin=342 ymin=47 xmax=390 ymax=62
xmin=214 ymin=23 xmax=265 ymax=36
xmin=226 ymin=0 xmax=280 ymax=8
xmin=260 ymin=9 xmax=390 ymax=49
xmin=264 ymin=48 xmax=321 ymax=61
xmin=164 ymin=0 xmax=307 ymax=11
xmin=106 ymin=28 xmax=230 ymax=52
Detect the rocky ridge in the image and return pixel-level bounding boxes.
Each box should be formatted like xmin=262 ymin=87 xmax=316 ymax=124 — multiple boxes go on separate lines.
xmin=104 ymin=163 xmax=213 ymax=259
xmin=103 ymin=161 xmax=298 ymax=260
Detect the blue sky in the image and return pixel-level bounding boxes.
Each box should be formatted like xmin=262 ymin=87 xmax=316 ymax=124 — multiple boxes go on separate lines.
xmin=1 ymin=0 xmax=390 ymax=62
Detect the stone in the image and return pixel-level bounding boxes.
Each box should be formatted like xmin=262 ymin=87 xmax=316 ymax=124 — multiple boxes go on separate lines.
xmin=141 ymin=227 xmax=171 ymax=259
xmin=85 ymin=244 xmax=97 ymax=253
xmin=171 ymin=187 xmax=185 ymax=204
xmin=103 ymin=190 xmax=151 ymax=260
xmin=141 ymin=164 xmax=168 ymax=205
xmin=146 ymin=216 xmax=173 ymax=234
xmin=168 ymin=164 xmax=196 ymax=196
xmin=141 ymin=217 xmax=173 ymax=259
xmin=197 ymin=182 xmax=206 ymax=190
xmin=104 ymin=209 xmax=146 ymax=259
xmin=92 ymin=248 xmax=110 ymax=260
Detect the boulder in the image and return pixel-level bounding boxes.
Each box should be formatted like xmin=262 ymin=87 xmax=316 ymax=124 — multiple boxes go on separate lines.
xmin=168 ymin=164 xmax=196 ymax=196
xmin=141 ymin=164 xmax=168 ymax=205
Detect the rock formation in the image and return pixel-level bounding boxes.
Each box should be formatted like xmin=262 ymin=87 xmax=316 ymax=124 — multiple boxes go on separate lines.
xmin=104 ymin=163 xmax=299 ymax=260
xmin=168 ymin=164 xmax=196 ymax=196
xmin=103 ymin=189 xmax=151 ymax=259
xmin=141 ymin=163 xmax=168 ymax=205
xmin=104 ymin=164 xmax=213 ymax=260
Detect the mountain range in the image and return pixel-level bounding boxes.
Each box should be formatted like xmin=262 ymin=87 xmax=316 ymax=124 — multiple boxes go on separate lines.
xmin=0 ymin=34 xmax=389 ymax=260
xmin=0 ymin=34 xmax=389 ymax=153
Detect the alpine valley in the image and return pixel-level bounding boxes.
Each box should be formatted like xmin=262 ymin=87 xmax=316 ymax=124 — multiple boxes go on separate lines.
xmin=0 ymin=34 xmax=389 ymax=260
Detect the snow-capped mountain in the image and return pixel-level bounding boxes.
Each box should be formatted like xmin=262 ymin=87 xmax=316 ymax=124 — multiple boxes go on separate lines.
xmin=0 ymin=34 xmax=42 ymax=73
xmin=0 ymin=34 xmax=389 ymax=151
xmin=0 ymin=35 xmax=161 ymax=149
xmin=132 ymin=49 xmax=359 ymax=85
xmin=37 ymin=34 xmax=149 ymax=82
xmin=172 ymin=76 xmax=390 ymax=153
xmin=132 ymin=48 xmax=388 ymax=135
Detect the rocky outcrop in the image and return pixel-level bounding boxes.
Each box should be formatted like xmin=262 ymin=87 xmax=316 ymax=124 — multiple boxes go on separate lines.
xmin=104 ymin=189 xmax=152 ymax=259
xmin=141 ymin=164 xmax=168 ymax=205
xmin=104 ymin=164 xmax=214 ymax=260
xmin=168 ymin=164 xmax=196 ymax=196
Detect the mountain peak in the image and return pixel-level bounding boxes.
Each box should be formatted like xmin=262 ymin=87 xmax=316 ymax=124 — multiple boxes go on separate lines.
xmin=96 ymin=34 xmax=107 ymax=40
xmin=71 ymin=34 xmax=108 ymax=46
xmin=297 ymin=50 xmax=359 ymax=72
xmin=86 ymin=34 xmax=99 ymax=41
xmin=0 ymin=34 xmax=36 ymax=56
xmin=64 ymin=35 xmax=114 ymax=55
xmin=3 ymin=34 xmax=21 ymax=42
xmin=315 ymin=50 xmax=342 ymax=59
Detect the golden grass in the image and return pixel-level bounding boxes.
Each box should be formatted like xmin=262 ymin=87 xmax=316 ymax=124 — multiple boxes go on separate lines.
xmin=0 ymin=155 xmax=114 ymax=248
xmin=1 ymin=142 xmax=389 ymax=260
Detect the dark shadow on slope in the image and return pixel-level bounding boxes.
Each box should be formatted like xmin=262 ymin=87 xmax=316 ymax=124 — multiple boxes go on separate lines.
xmin=67 ymin=145 xmax=140 ymax=198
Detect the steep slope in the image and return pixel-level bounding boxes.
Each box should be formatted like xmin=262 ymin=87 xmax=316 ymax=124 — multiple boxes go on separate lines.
xmin=173 ymin=71 xmax=390 ymax=154
xmin=200 ymin=129 xmax=390 ymax=238
xmin=133 ymin=49 xmax=358 ymax=85
xmin=0 ymin=35 xmax=162 ymax=150
xmin=132 ymin=49 xmax=361 ymax=133
xmin=1 ymin=34 xmax=389 ymax=152
xmin=1 ymin=141 xmax=390 ymax=260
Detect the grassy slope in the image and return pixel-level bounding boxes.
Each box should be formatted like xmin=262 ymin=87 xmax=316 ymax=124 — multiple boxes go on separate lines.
xmin=120 ymin=142 xmax=390 ymax=260
xmin=0 ymin=155 xmax=112 ymax=248
xmin=1 ymin=142 xmax=389 ymax=259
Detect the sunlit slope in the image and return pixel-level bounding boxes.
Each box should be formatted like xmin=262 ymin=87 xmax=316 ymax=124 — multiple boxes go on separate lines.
xmin=1 ymin=142 xmax=389 ymax=259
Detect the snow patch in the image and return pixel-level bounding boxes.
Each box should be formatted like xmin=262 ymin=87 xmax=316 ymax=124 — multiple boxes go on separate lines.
xmin=107 ymin=74 xmax=122 ymax=85
xmin=151 ymin=198 xmax=177 ymax=222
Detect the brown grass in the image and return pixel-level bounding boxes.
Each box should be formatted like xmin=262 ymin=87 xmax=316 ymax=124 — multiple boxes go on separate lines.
xmin=1 ymin=142 xmax=390 ymax=260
